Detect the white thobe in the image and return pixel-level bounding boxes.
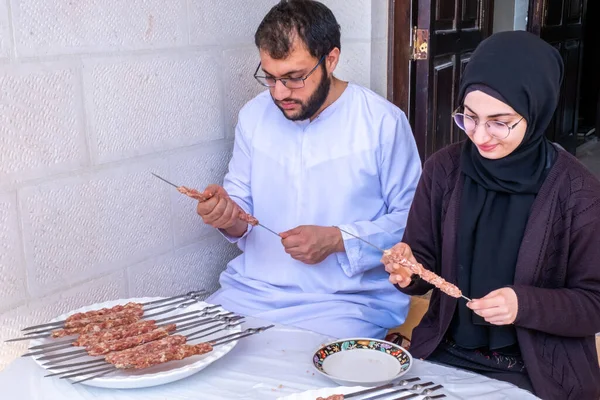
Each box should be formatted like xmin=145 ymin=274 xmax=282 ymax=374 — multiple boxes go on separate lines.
xmin=208 ymin=83 xmax=422 ymax=338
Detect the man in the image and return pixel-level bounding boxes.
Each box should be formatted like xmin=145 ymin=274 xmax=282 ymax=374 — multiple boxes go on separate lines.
xmin=199 ymin=0 xmax=421 ymax=338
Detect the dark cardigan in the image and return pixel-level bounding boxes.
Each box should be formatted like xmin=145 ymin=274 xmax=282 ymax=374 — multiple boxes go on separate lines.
xmin=399 ymin=142 xmax=600 ymax=400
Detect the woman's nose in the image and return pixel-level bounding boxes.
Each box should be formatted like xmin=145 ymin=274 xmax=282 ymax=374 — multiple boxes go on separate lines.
xmin=471 ymin=122 xmax=493 ymax=143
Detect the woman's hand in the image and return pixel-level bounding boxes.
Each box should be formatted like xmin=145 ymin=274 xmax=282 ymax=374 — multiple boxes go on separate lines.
xmin=467 ymin=288 xmax=519 ymax=325
xmin=381 ymin=242 xmax=415 ymax=288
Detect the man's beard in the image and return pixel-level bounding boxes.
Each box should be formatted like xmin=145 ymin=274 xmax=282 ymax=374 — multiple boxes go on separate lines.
xmin=273 ymin=70 xmax=331 ymax=121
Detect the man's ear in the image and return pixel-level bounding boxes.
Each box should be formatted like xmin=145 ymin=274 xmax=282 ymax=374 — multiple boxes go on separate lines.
xmin=325 ymin=48 xmax=340 ymax=75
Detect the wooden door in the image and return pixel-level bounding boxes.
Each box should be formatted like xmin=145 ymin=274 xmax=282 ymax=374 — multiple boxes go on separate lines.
xmin=388 ymin=0 xmax=494 ymax=161
xmin=528 ymin=0 xmax=588 ymax=154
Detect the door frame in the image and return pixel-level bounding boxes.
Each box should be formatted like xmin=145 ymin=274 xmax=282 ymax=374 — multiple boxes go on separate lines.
xmin=526 ymin=0 xmax=588 ymax=153
xmin=387 ymin=0 xmax=412 ymax=115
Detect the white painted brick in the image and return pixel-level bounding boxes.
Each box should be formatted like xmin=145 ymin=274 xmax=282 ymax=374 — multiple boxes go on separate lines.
xmin=84 ymin=53 xmax=224 ymax=164
xmin=128 ymin=235 xmax=239 ymax=297
xmin=320 ymin=0 xmax=371 ymax=41
xmin=0 ymin=271 xmax=126 ymax=370
xmin=168 ymin=141 xmax=233 ymax=248
xmin=222 ymin=47 xmax=267 ymax=137
xmin=0 ymin=1 xmax=9 ymax=59
xmin=19 ymin=160 xmax=172 ymax=296
xmin=189 ymin=0 xmax=370 ymax=46
xmin=11 ymin=0 xmax=186 ymax=57
xmin=371 ymin=0 xmax=389 ymax=40
xmin=0 ymin=192 xmax=27 ymax=312
xmin=188 ymin=0 xmax=278 ymax=46
xmin=370 ymin=40 xmax=388 ymax=99
xmin=0 ymin=64 xmax=88 ymax=190
xmin=336 ymin=41 xmax=371 ymax=89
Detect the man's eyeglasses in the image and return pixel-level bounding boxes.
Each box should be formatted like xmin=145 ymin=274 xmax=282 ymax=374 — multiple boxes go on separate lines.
xmin=254 ymin=56 xmax=326 ymax=89
xmin=452 ymin=107 xmax=524 ymax=140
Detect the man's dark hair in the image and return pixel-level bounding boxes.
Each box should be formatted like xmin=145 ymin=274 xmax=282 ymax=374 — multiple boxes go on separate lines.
xmin=255 ymin=0 xmax=341 ymax=60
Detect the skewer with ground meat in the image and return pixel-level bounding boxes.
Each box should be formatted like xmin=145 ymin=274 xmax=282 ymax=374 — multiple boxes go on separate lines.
xmin=104 ymin=335 xmax=189 ymax=367
xmin=74 ymin=320 xmax=158 ymax=347
xmin=84 ymin=324 xmax=177 ymax=356
xmin=177 ymin=186 xmax=213 ymax=201
xmin=51 ymin=315 xmax=141 ymax=338
xmin=60 ymin=307 xmax=144 ymax=330
xmin=64 ymin=302 xmax=143 ymax=323
xmin=105 ymin=337 xmax=214 ymax=369
xmin=382 ymin=249 xmax=464 ymax=298
xmin=237 ymin=211 xmax=259 ymax=226
xmin=316 ymin=395 xmax=344 ymax=400
xmin=177 ymin=185 xmax=260 ymax=226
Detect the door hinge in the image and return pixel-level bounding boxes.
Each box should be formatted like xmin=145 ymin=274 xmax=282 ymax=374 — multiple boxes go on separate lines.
xmin=410 ymin=27 xmax=429 ymax=60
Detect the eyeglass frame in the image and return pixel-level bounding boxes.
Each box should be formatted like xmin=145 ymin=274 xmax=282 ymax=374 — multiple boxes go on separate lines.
xmin=451 ymin=106 xmax=525 ymax=140
xmin=253 ymin=55 xmax=326 ymax=89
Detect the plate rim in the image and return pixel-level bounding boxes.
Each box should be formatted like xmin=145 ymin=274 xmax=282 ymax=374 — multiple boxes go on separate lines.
xmin=28 ymin=296 xmax=241 ymax=387
xmin=311 ymin=336 xmax=413 ymax=384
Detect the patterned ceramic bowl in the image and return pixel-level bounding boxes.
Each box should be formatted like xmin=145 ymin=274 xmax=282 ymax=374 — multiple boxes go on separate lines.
xmin=311 ymin=338 xmax=413 ymax=387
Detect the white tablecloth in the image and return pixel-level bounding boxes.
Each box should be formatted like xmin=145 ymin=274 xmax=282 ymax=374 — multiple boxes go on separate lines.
xmin=0 ymin=318 xmax=539 ymax=399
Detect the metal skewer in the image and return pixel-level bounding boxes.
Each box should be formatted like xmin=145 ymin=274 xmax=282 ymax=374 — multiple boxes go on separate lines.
xmin=255 ymin=223 xmax=280 ymax=237
xmin=336 ymin=227 xmax=472 ymax=302
xmin=151 ymin=173 xmax=281 ymax=238
xmin=65 ymin=366 xmax=116 ymax=382
xmin=45 ymin=359 xmax=107 ymax=371
xmin=344 ymin=377 xmax=421 ymax=399
xmin=337 ymin=227 xmax=387 ymax=252
xmin=19 ymin=290 xmax=206 ymax=332
xmin=361 ymin=382 xmax=437 ymax=400
xmin=151 ymin=172 xmax=179 ymax=189
xmin=391 ymin=384 xmax=445 ymax=400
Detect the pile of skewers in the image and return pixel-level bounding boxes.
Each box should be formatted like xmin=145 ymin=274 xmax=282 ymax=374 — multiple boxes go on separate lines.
xmin=43 ymin=324 xmax=273 ymax=383
xmin=315 ymin=378 xmax=445 ymax=400
xmin=6 ymin=290 xmax=273 ymax=384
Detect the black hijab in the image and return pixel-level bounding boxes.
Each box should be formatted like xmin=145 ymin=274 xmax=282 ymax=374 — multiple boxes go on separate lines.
xmin=450 ymin=31 xmax=564 ymax=350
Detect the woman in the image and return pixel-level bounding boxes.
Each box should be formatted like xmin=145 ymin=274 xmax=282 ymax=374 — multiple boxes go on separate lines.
xmin=383 ymin=31 xmax=600 ymax=399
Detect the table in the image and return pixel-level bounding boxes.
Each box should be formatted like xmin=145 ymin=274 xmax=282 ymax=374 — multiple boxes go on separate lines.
xmin=0 ymin=317 xmax=539 ymax=399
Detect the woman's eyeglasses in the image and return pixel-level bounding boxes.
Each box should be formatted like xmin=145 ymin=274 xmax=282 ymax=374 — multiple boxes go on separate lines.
xmin=452 ymin=107 xmax=524 ymax=140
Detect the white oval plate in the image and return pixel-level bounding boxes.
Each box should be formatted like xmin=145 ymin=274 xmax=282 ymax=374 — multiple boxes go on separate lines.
xmin=312 ymin=338 xmax=412 ymax=387
xmin=28 ymin=297 xmax=241 ymax=389
xmin=277 ymin=386 xmax=371 ymax=400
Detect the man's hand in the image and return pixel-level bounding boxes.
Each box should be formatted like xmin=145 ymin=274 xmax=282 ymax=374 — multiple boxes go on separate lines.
xmin=280 ymin=226 xmax=344 ymax=265
xmin=467 ymin=288 xmax=519 ymax=325
xmin=196 ymin=184 xmax=247 ymax=237
xmin=381 ymin=242 xmax=414 ymax=288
